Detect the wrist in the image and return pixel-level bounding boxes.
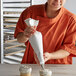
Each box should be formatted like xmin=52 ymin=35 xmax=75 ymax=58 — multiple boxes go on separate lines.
xmin=50 ymin=53 xmax=53 ymax=59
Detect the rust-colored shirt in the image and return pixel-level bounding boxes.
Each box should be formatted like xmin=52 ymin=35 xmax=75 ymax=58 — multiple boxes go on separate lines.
xmin=14 ymin=3 xmax=76 ymax=64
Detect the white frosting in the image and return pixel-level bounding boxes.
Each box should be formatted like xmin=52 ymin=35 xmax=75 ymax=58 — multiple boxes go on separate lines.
xmin=19 ymin=65 xmax=32 ymax=73
xmin=24 ymin=18 xmax=44 ymax=65
xmin=24 ymin=18 xmax=39 ymax=26
xmin=29 ymin=31 xmax=44 ymax=64
xmin=40 ymin=69 xmax=52 ymax=76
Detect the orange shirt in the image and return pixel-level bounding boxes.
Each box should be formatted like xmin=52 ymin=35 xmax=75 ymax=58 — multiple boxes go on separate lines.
xmin=14 ymin=3 xmax=76 ymax=64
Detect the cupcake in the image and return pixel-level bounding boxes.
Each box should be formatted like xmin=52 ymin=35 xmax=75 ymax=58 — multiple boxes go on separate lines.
xmin=19 ymin=65 xmax=32 ymax=76
xmin=39 ymin=69 xmax=52 ymax=76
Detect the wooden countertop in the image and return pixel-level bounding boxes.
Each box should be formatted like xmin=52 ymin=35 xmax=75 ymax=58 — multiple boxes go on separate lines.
xmin=0 ymin=64 xmax=76 ymax=76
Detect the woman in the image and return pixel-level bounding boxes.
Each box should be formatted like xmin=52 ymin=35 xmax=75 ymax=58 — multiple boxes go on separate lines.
xmin=14 ymin=0 xmax=76 ymax=64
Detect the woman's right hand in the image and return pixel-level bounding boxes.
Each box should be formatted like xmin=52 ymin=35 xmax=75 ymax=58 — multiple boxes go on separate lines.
xmin=17 ymin=26 xmax=36 ymax=43
xmin=24 ymin=26 xmax=36 ymax=38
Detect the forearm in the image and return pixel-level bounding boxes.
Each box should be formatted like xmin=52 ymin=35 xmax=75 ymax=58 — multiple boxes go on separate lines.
xmin=17 ymin=32 xmax=29 ymax=43
xmin=50 ymin=49 xmax=70 ymax=59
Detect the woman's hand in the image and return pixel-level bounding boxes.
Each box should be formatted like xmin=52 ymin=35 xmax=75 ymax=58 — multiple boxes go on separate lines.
xmin=17 ymin=26 xmax=36 ymax=43
xmin=34 ymin=52 xmax=51 ymax=64
xmin=24 ymin=26 xmax=36 ymax=38
xmin=43 ymin=52 xmax=51 ymax=63
xmin=43 ymin=50 xmax=70 ymax=63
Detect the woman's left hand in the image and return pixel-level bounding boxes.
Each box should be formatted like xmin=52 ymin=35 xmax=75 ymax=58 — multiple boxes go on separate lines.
xmin=43 ymin=52 xmax=51 ymax=63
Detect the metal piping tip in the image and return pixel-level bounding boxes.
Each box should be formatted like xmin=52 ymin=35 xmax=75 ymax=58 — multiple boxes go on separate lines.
xmin=41 ymin=64 xmax=45 ymax=70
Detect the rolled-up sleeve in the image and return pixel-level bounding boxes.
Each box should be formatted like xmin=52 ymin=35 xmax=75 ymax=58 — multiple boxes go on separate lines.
xmin=60 ymin=18 xmax=76 ymax=57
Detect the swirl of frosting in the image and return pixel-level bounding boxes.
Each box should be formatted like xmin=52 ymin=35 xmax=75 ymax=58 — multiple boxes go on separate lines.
xmin=40 ymin=69 xmax=52 ymax=76
xmin=19 ymin=65 xmax=32 ymax=73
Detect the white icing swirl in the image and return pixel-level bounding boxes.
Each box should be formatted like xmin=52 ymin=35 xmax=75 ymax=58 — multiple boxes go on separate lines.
xmin=24 ymin=18 xmax=39 ymax=26
xmin=40 ymin=69 xmax=52 ymax=76
xmin=19 ymin=65 xmax=32 ymax=73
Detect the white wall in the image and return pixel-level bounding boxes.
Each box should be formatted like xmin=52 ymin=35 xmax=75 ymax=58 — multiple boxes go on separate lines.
xmin=64 ymin=0 xmax=76 ymax=14
xmin=32 ymin=0 xmax=47 ymax=5
xmin=32 ymin=0 xmax=76 ymax=14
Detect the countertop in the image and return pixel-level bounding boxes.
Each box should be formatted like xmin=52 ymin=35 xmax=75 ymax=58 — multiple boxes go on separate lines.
xmin=0 ymin=64 xmax=76 ymax=76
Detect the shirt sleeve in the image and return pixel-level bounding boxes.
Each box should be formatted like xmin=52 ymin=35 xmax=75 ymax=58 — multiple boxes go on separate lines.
xmin=14 ymin=7 xmax=32 ymax=38
xmin=60 ymin=18 xmax=76 ymax=57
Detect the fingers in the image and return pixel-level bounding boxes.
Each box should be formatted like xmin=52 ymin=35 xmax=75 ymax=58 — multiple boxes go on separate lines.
xmin=43 ymin=52 xmax=48 ymax=58
xmin=44 ymin=57 xmax=49 ymax=63
xmin=34 ymin=26 xmax=37 ymax=29
xmin=24 ymin=26 xmax=36 ymax=38
xmin=25 ymin=26 xmax=35 ymax=33
xmin=43 ymin=52 xmax=50 ymax=63
xmin=43 ymin=55 xmax=48 ymax=63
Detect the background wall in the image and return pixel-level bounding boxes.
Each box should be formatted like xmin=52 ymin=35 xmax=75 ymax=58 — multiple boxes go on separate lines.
xmin=32 ymin=0 xmax=76 ymax=14
xmin=32 ymin=0 xmax=47 ymax=5
xmin=64 ymin=0 xmax=76 ymax=14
